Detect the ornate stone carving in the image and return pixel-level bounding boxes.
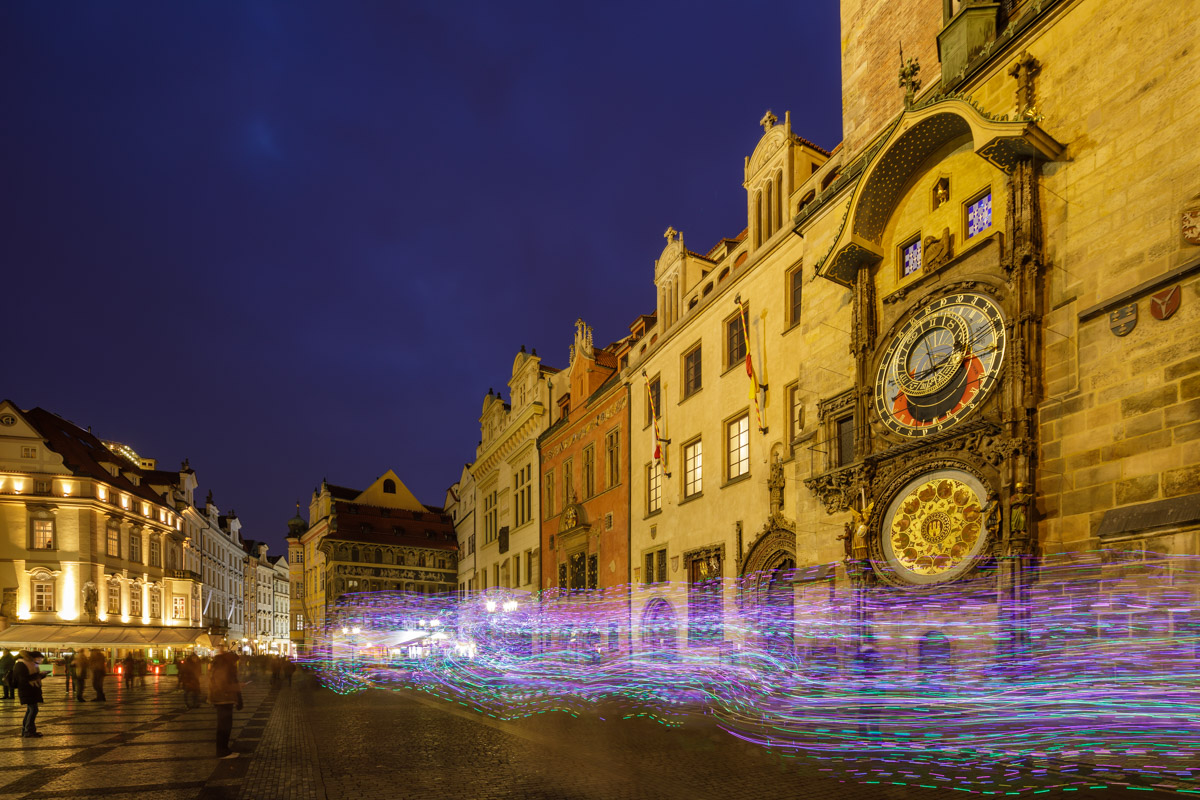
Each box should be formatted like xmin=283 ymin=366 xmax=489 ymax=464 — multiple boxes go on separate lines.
xmin=899 ymin=51 xmax=922 ymax=107
xmin=1007 ymin=50 xmax=1042 ymax=121
xmin=923 ymin=227 xmax=954 ymax=272
xmin=759 ymin=109 xmax=778 ymax=131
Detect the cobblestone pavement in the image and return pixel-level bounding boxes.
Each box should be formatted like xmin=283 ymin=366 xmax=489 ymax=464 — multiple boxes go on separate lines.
xmin=0 ymin=671 xmax=1190 ymax=800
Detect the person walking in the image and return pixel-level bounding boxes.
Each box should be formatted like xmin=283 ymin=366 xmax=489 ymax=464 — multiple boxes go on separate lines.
xmin=181 ymin=654 xmax=202 ymax=709
xmin=88 ymin=649 xmax=107 ymax=702
xmin=14 ymin=650 xmax=48 ymax=738
xmin=209 ymin=646 xmax=242 ymax=759
xmin=135 ymin=655 xmax=147 ymax=687
xmin=73 ymin=650 xmax=88 ymax=701
xmin=283 ymin=658 xmax=296 ymax=687
xmin=121 ymin=654 xmax=135 ymax=690
xmin=0 ymin=649 xmax=15 ymax=701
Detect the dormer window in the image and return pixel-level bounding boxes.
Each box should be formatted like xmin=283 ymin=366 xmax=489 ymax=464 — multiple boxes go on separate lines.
xmin=383 ymin=479 xmax=396 ymax=494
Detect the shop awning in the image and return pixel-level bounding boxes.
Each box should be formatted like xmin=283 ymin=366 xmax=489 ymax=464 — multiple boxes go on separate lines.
xmin=0 ymin=624 xmax=206 ymax=648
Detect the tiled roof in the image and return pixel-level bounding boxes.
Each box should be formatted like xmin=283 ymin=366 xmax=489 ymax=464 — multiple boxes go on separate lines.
xmin=325 ymin=483 xmax=360 ymax=501
xmin=792 ymin=135 xmax=832 ymax=156
xmin=23 ymin=407 xmax=171 ymax=508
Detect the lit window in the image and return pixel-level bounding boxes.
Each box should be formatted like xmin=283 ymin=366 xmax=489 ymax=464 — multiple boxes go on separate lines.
xmin=150 ymin=589 xmax=161 ymax=618
xmin=902 ymin=237 xmax=922 ymax=277
xmin=647 ymin=461 xmax=663 ymax=514
xmin=967 ymin=191 xmax=992 ymax=238
xmin=727 ymin=414 xmax=750 ymax=480
xmin=130 ymin=589 xmax=142 ymax=616
xmin=108 ymin=583 xmax=121 ymax=615
xmin=684 ymin=439 xmax=703 ymax=498
xmin=32 ymin=519 xmax=54 ymax=549
xmin=21 ymin=446 xmax=36 ymax=459
xmin=173 ymin=596 xmax=186 ymax=620
xmin=32 ymin=580 xmax=54 ymax=612
xmin=107 ymin=524 xmax=120 ymax=558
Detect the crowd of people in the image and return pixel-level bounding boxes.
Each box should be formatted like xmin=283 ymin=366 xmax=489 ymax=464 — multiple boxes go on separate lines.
xmin=1 ymin=647 xmax=299 ymax=756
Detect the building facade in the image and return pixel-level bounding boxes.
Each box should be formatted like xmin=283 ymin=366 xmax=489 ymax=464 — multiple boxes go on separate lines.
xmin=446 ymin=463 xmax=476 ymax=597
xmin=268 ymin=554 xmax=290 ymax=654
xmin=470 ymin=349 xmax=558 ymax=593
xmin=539 ymin=319 xmax=632 ymax=595
xmin=0 ymin=402 xmax=205 ymax=655
xmin=616 ymin=0 xmax=1200 ymax=664
xmin=287 ymin=471 xmax=458 ymax=655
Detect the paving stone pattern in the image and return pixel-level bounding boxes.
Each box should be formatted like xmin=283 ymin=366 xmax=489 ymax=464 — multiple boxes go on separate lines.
xmin=0 ymin=671 xmax=1186 ymax=799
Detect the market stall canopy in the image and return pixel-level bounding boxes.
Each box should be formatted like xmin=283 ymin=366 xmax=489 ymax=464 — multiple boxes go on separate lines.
xmin=0 ymin=625 xmax=206 ymax=648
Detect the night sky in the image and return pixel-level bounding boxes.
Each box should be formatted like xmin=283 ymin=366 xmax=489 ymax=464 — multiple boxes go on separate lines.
xmin=2 ymin=1 xmax=841 ymax=552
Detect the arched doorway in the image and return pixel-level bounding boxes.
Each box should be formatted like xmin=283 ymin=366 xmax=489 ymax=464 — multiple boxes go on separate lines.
xmin=641 ymin=598 xmax=678 ymax=661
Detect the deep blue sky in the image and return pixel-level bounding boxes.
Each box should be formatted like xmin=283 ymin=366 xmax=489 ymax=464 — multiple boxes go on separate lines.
xmin=1 ymin=1 xmax=841 ymax=552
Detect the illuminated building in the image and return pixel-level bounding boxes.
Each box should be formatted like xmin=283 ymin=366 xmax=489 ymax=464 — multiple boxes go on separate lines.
xmin=621 ymin=0 xmax=1200 ymax=661
xmin=287 ymin=472 xmax=457 ymax=656
xmin=469 ymin=348 xmax=559 ymax=593
xmin=0 ymin=401 xmax=204 ymax=655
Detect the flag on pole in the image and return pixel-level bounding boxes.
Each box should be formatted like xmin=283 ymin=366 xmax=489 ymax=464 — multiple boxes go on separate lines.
xmin=738 ymin=298 xmax=766 ymax=433
xmin=644 ymin=373 xmax=662 ymax=460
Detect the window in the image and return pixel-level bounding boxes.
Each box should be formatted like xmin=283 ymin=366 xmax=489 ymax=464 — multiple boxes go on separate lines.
xmin=32 ymin=519 xmax=54 ymax=549
xmin=150 ymin=538 xmax=161 ymax=567
xmin=483 ymin=490 xmax=498 ymax=543
xmin=967 ymin=190 xmax=992 ymax=238
xmin=383 ymin=478 xmax=396 ymax=494
xmin=683 ymin=345 xmax=702 ymax=398
xmin=587 ymin=554 xmax=598 ymax=590
xmin=788 ymin=265 xmax=803 ymax=327
xmin=173 ymin=595 xmax=186 ymax=620
xmin=647 ymin=461 xmax=663 ymax=514
xmin=108 ymin=583 xmax=121 ymax=615
xmin=129 ymin=532 xmax=142 ymax=564
xmin=562 ymin=459 xmax=574 ymax=506
xmin=902 ymin=236 xmax=922 ymax=277
xmin=150 ymin=589 xmax=161 ymax=618
xmin=525 ymin=549 xmax=533 ymax=584
xmin=468 ymin=533 xmax=476 ymax=555
xmin=726 ymin=309 xmax=747 ymax=369
xmin=836 ymin=416 xmax=856 ymax=467
xmin=21 ymin=446 xmax=36 ymax=459
xmin=107 ymin=524 xmax=120 ymax=558
xmin=512 ymin=553 xmax=521 ymax=586
xmin=130 ymin=588 xmax=142 ymax=616
xmin=513 ymin=465 xmax=532 ymax=526
xmin=605 ymin=429 xmax=620 ymax=488
xmin=727 ymin=414 xmax=750 ymax=481
xmin=788 ymin=385 xmax=804 ymax=450
xmin=296 ymin=614 xmax=304 ymax=631
xmin=544 ymin=470 xmax=555 ymax=518
xmin=32 ymin=580 xmax=54 ymax=612
xmin=643 ymin=547 xmax=668 ymax=585
xmin=646 ymin=377 xmax=661 ymax=425
xmin=683 ymin=439 xmax=703 ymax=498
xmin=582 ymin=446 xmax=595 ymax=499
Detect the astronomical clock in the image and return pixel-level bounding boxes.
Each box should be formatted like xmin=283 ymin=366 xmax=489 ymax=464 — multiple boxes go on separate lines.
xmin=804 ymin=95 xmax=1061 ymax=592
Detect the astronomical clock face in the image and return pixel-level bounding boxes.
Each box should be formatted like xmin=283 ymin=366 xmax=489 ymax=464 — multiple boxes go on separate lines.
xmin=875 ymin=293 xmax=1005 ymax=437
xmin=881 ymin=469 xmax=990 ymax=585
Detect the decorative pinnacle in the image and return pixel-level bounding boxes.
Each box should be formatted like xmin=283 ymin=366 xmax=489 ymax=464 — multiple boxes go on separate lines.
xmin=759 ymin=110 xmax=778 ymax=131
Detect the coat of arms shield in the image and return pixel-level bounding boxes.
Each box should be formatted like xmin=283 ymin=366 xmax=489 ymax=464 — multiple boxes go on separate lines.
xmin=1184 ymin=208 xmax=1200 ymax=246
xmin=1150 ymin=285 xmax=1181 ymax=321
xmin=1109 ymin=303 xmax=1137 ymax=336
